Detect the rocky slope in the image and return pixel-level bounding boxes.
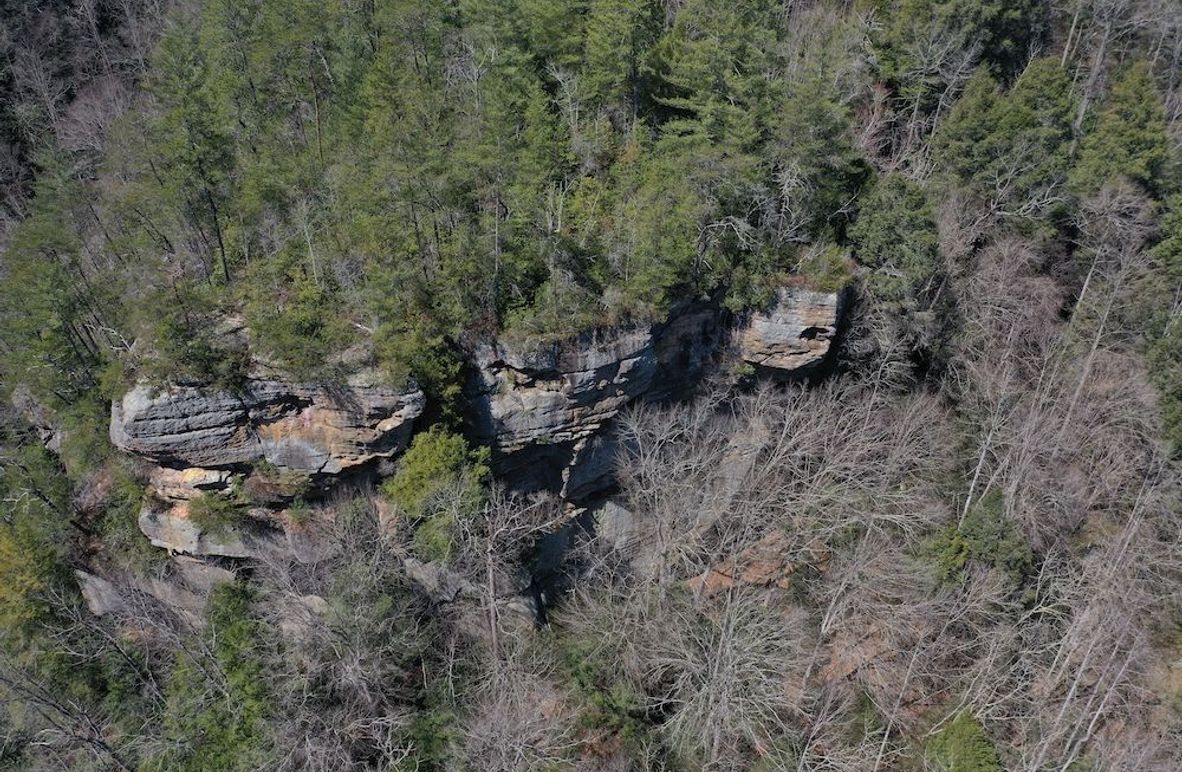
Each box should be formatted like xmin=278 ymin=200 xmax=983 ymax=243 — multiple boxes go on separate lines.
xmin=104 ymin=285 xmax=845 ymax=572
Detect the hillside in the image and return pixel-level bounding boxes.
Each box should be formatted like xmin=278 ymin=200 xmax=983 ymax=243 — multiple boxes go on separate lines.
xmin=1 ymin=0 xmax=1181 ymax=769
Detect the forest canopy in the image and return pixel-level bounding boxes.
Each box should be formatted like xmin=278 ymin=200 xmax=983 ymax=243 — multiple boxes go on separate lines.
xmin=1 ymin=0 xmax=1182 ymax=769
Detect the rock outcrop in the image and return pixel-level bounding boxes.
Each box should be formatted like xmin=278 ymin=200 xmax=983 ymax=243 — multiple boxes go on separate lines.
xmin=76 ymin=557 xmax=236 ymax=621
xmin=109 ymin=285 xmax=846 ymax=569
xmin=738 ymin=286 xmax=846 ymax=376
xmin=467 ymin=327 xmax=659 ymax=495
xmin=137 ymin=501 xmax=336 ymax=563
xmin=467 ymin=303 xmax=726 ymax=496
xmin=110 ymin=369 xmax=423 ymax=559
xmin=111 ymin=373 xmax=425 ymax=475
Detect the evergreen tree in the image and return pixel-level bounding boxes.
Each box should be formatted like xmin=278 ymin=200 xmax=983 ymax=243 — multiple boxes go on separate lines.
xmin=850 ymin=173 xmax=939 ymax=300
xmin=150 ymin=25 xmax=237 ymax=283
xmin=583 ymin=0 xmax=655 ymax=110
xmin=872 ymin=0 xmax=1042 ymax=82
xmin=1070 ymin=62 xmax=1174 ymax=198
xmin=934 ymin=58 xmax=1075 ymax=222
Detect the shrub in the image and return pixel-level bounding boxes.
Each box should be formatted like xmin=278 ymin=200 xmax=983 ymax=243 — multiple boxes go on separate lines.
xmin=382 ymin=428 xmax=490 ymax=562
xmin=927 ymin=490 xmax=1032 ymax=588
xmin=559 ymin=633 xmax=646 ymax=738
xmin=375 ymin=324 xmax=466 ymax=424
xmin=148 ymin=583 xmax=271 ymax=772
xmin=187 ymin=485 xmax=248 ymax=534
xmin=382 ymin=428 xmax=489 ymax=520
xmin=925 ymin=711 xmax=1002 ymax=771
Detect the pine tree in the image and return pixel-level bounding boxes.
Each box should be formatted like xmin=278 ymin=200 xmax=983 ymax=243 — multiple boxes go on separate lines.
xmin=583 ymin=0 xmax=655 ymax=110
xmin=934 ymin=58 xmax=1074 ymax=222
xmin=1070 ymin=62 xmax=1174 ymax=198
xmin=150 ymin=26 xmax=237 ymax=283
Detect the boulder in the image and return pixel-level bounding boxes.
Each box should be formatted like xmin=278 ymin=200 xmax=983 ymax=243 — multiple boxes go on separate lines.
xmin=589 ymin=498 xmax=637 ymax=554
xmin=111 ymin=372 xmax=425 ymax=474
xmin=401 ymin=557 xmax=540 ymax=631
xmin=738 ymin=286 xmax=846 ymax=376
xmin=138 ymin=503 xmax=286 ymax=560
xmin=76 ymin=557 xmax=236 ymax=620
xmin=137 ymin=500 xmax=336 ymax=563
xmin=149 ymin=467 xmax=233 ymax=501
xmin=172 ymin=555 xmax=237 ymax=593
xmin=75 ymin=570 xmax=126 ymax=616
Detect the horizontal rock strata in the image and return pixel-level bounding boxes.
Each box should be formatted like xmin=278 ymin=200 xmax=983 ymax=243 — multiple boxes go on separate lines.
xmin=739 ymin=286 xmax=846 ymax=375
xmin=111 ymin=374 xmax=425 ymax=474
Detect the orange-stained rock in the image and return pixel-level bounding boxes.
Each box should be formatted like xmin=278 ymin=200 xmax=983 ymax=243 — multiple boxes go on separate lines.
xmin=688 ymin=530 xmax=797 ymax=595
xmin=111 ymin=372 xmax=424 ymax=473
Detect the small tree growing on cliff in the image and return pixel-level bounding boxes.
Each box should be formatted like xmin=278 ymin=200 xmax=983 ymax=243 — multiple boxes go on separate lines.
xmin=383 ymin=427 xmax=490 ymax=562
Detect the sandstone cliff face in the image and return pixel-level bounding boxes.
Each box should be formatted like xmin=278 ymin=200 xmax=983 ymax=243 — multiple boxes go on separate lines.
xmin=468 ymin=327 xmax=657 ymax=495
xmin=111 ymin=373 xmax=425 ymax=474
xmin=738 ymin=286 xmax=846 ymax=375
xmin=109 ymin=287 xmax=845 ymax=560
xmin=466 ymin=289 xmax=843 ymax=495
xmin=467 ymin=303 xmax=726 ymax=496
xmin=110 ymin=371 xmax=423 ymax=557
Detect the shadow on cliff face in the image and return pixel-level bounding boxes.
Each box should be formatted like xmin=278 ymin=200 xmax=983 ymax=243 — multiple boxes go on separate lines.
xmin=482 ymin=289 xmax=857 ymax=620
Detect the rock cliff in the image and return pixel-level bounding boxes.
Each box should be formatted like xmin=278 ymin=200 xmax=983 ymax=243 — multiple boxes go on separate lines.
xmin=467 ymin=327 xmax=658 ymax=495
xmin=110 ymin=371 xmax=423 ymax=558
xmin=109 ymin=286 xmax=844 ymax=558
xmin=111 ymin=372 xmax=425 ymax=474
xmin=466 ymin=289 xmax=843 ymax=495
xmin=466 ymin=301 xmax=727 ymax=497
xmin=738 ymin=286 xmax=847 ymax=375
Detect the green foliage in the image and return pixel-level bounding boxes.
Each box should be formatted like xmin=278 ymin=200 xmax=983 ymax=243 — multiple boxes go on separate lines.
xmin=382 ymin=428 xmax=489 ymax=561
xmin=773 ymin=75 xmax=869 ymax=240
xmin=95 ymin=471 xmax=164 ymax=573
xmin=375 ymin=323 xmax=466 ymax=424
xmin=1146 ymin=196 xmax=1182 ymax=454
xmin=383 ymin=428 xmax=489 ymax=519
xmin=925 ymin=711 xmax=1003 ymax=771
xmin=928 ymin=491 xmax=1033 ymax=587
xmin=137 ymin=284 xmax=248 ymax=388
xmin=187 ymin=484 xmax=249 ymax=534
xmin=851 ymin=174 xmax=938 ymax=288
xmin=148 ymin=22 xmax=237 ymax=282
xmin=413 ymin=513 xmax=460 ymax=563
xmin=584 ymin=0 xmax=657 ymax=108
xmin=934 ymin=59 xmax=1075 ymax=224
xmin=647 ymin=0 xmax=777 ymax=149
xmin=871 ymin=0 xmax=1042 ymax=82
xmin=148 ymin=583 xmax=271 ymax=772
xmin=1071 ymin=62 xmax=1174 ymax=199
xmin=244 ymin=254 xmax=353 ymax=376
xmin=0 ymin=438 xmax=71 ymax=641
xmin=850 ymin=173 xmax=945 ymax=358
xmin=559 ymin=632 xmax=647 ymax=738
xmin=798 ymin=245 xmax=856 ymax=294
xmin=401 ymin=688 xmax=460 ymax=767
xmin=0 ymin=160 xmax=108 ymax=411
xmin=1148 ymin=330 xmax=1182 ymax=455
